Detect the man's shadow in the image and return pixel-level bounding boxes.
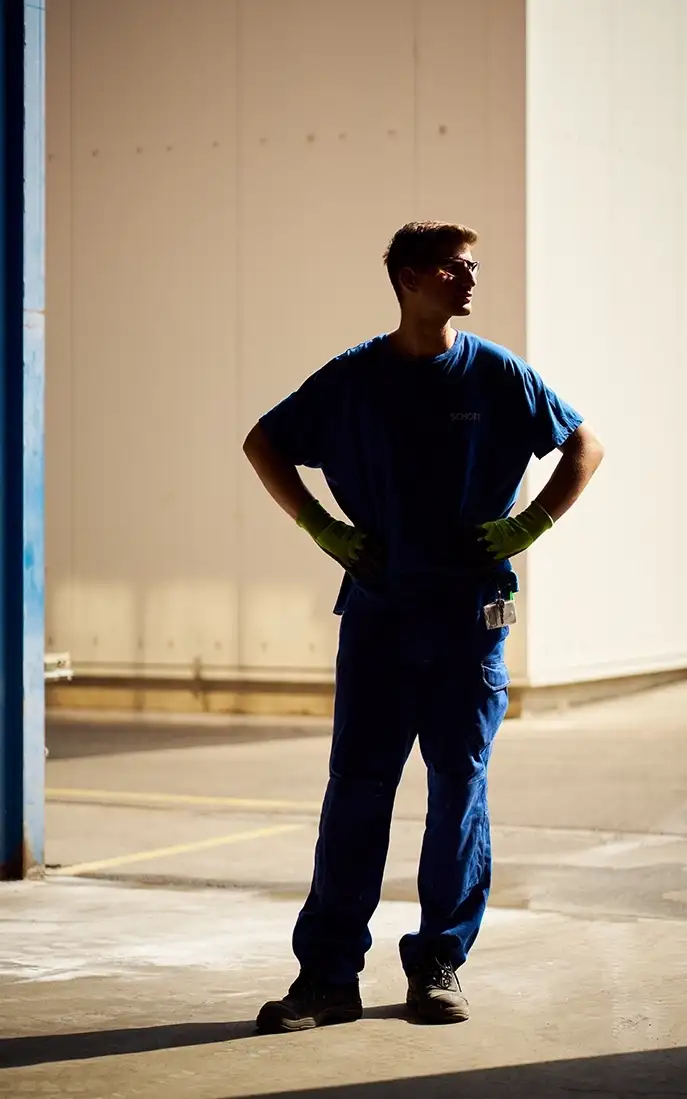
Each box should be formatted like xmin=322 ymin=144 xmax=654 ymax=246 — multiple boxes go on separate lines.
xmin=0 ymin=1005 xmax=414 ymax=1069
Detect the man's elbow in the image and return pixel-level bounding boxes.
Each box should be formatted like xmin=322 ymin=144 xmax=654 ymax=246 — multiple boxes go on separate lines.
xmin=243 ymin=423 xmax=264 ymax=457
xmin=563 ymin=423 xmax=604 ymax=467
xmin=243 ymin=423 xmax=290 ymax=471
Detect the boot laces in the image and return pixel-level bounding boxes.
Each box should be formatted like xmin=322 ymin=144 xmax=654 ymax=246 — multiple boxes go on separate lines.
xmin=429 ymin=959 xmax=456 ymax=990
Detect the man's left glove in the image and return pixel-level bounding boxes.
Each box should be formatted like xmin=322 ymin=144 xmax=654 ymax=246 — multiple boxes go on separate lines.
xmin=477 ymin=501 xmax=554 ymax=562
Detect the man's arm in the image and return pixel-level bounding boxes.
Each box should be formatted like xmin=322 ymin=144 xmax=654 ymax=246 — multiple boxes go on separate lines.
xmin=534 ymin=421 xmax=605 ymax=522
xmin=243 ymin=423 xmax=384 ymax=580
xmin=478 ymin=421 xmax=604 ymax=561
xmin=243 ymin=423 xmax=314 ymax=520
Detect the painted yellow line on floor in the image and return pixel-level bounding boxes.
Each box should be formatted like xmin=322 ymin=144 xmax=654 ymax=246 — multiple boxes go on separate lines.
xmin=46 ymin=787 xmax=321 ymax=813
xmin=52 ymin=823 xmax=303 ymax=877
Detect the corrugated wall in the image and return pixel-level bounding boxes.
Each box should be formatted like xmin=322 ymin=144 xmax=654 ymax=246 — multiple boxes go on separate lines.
xmin=46 ymin=0 xmax=528 ymax=687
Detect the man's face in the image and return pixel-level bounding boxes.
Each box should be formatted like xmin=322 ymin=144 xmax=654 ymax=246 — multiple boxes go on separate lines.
xmin=400 ymin=247 xmax=480 ymax=319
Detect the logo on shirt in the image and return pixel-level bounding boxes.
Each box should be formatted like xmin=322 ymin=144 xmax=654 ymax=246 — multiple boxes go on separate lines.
xmin=450 ymin=411 xmax=481 ymax=422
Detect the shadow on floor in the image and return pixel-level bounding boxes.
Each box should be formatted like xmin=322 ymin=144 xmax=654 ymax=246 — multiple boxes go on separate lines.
xmin=46 ymin=719 xmax=330 ymax=761
xmin=2 ymin=1022 xmax=685 ymax=1097
xmin=0 ymin=1005 xmax=409 ymax=1068
xmin=0 ymin=1020 xmax=256 ymax=1068
xmin=229 ymin=1046 xmax=687 ymax=1099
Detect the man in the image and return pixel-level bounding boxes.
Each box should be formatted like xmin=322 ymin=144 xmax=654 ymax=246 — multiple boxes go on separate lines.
xmin=243 ymin=221 xmax=603 ymax=1032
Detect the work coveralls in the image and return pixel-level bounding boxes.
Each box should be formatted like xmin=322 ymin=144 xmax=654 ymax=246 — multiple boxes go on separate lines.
xmin=260 ymin=331 xmax=582 ymax=982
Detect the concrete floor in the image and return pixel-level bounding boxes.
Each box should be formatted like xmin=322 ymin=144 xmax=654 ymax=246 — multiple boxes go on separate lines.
xmin=1 ymin=681 xmax=687 ymax=1096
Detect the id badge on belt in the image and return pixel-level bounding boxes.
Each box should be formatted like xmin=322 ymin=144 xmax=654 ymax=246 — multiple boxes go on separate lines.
xmin=483 ymin=591 xmax=517 ymax=630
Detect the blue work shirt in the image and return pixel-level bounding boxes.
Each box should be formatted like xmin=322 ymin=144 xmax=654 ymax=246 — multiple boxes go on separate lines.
xmin=259 ymin=331 xmax=584 ymax=614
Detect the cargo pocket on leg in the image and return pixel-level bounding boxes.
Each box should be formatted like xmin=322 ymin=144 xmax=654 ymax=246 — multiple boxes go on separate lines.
xmin=481 ymin=661 xmax=510 ymax=693
xmin=476 ymin=661 xmax=510 ymax=764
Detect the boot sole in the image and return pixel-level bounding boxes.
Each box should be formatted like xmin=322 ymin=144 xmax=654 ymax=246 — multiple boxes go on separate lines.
xmin=256 ymin=1003 xmax=363 ymax=1034
xmin=406 ymin=992 xmax=470 ymax=1025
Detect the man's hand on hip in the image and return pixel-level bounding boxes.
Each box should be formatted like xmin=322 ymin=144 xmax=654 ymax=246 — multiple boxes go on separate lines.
xmin=297 ymin=499 xmax=385 ymax=583
xmin=477 ymin=501 xmax=553 ymax=562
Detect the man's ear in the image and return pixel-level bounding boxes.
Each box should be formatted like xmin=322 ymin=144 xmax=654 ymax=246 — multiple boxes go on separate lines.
xmin=398 ymin=266 xmax=419 ymax=295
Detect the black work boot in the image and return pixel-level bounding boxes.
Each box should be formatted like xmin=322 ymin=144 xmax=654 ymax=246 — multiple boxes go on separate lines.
xmin=406 ymin=958 xmax=470 ymax=1024
xmin=256 ymin=971 xmax=363 ymax=1033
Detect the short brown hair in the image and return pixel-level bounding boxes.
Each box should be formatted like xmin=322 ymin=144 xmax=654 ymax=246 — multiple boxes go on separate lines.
xmin=383 ymin=221 xmax=478 ymax=301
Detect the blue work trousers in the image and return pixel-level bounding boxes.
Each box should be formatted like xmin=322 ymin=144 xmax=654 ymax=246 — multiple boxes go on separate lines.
xmin=292 ymin=584 xmax=511 ymax=982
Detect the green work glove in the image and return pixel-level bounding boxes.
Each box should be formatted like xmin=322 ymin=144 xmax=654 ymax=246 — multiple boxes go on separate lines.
xmin=296 ymin=499 xmax=385 ymax=583
xmin=477 ymin=501 xmax=554 ymax=561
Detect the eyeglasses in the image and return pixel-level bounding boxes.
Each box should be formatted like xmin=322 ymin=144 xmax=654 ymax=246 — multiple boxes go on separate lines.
xmin=437 ymin=258 xmax=481 ymax=278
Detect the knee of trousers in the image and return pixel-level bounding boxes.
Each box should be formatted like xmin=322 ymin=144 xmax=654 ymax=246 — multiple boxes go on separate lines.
xmin=324 ymin=771 xmax=400 ymax=813
xmin=426 ymin=765 xmax=489 ymax=814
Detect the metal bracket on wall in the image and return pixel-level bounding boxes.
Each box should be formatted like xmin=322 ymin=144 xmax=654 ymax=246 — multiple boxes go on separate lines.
xmin=44 ymin=652 xmax=72 ymax=683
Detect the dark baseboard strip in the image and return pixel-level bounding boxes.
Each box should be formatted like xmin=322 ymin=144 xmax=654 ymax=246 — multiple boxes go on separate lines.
xmin=47 ymin=666 xmax=687 ymax=722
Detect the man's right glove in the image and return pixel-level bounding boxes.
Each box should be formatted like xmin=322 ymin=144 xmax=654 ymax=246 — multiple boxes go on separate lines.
xmin=296 ymin=499 xmax=385 ymax=585
xmin=477 ymin=501 xmax=554 ymax=561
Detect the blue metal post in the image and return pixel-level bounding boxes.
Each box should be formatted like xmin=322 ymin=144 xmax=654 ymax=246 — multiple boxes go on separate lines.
xmin=0 ymin=0 xmax=45 ymax=879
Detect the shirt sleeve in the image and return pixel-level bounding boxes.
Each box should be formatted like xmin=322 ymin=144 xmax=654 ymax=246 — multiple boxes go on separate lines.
xmin=258 ymin=361 xmax=339 ymax=469
xmin=516 ymin=361 xmax=585 ymax=460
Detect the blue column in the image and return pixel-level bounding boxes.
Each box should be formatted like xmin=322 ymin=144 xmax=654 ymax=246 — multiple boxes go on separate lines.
xmin=0 ymin=0 xmax=45 ymax=879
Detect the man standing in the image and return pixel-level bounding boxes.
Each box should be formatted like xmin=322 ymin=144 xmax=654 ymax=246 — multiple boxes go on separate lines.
xmin=243 ymin=221 xmax=603 ymax=1032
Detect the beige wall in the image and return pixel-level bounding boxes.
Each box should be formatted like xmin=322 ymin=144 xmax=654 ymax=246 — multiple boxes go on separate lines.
xmin=46 ymin=0 xmax=528 ymax=685
xmin=524 ymin=0 xmax=687 ymax=684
